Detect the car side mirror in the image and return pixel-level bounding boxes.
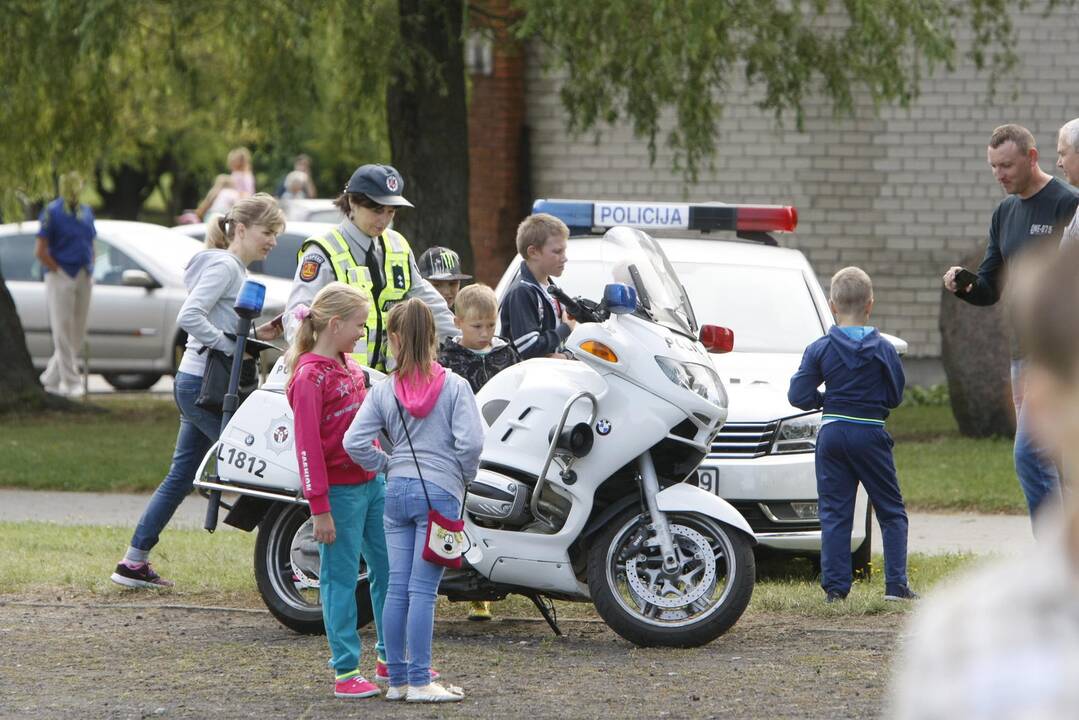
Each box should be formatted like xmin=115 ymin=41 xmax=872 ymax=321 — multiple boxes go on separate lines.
xmin=699 ymin=324 xmax=734 ymax=354
xmin=121 ymin=269 xmax=161 ymax=290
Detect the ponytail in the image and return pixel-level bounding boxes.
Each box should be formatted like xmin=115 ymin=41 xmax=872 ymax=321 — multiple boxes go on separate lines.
xmin=203 ymin=193 xmax=285 ymax=251
xmin=386 ymin=298 xmax=436 ymax=383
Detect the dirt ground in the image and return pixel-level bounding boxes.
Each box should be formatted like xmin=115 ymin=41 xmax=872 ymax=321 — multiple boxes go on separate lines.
xmin=0 ymin=598 xmax=903 ymax=720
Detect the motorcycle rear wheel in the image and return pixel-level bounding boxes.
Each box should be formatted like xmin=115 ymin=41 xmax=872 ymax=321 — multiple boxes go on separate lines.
xmin=587 ymin=509 xmax=755 ymax=648
xmin=254 ymin=503 xmax=374 ymax=634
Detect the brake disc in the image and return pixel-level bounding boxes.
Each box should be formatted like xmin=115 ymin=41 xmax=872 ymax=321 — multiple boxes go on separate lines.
xmin=625 ymin=523 xmax=716 ymax=609
xmin=289 ymin=517 xmax=321 ymax=589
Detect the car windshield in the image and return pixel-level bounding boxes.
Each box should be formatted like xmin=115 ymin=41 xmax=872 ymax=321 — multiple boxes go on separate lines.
xmin=673 ymin=263 xmax=824 ymax=353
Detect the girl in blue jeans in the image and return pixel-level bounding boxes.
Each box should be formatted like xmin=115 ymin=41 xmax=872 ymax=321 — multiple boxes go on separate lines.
xmin=111 ymin=194 xmax=285 ymax=588
xmin=344 ymin=298 xmax=484 ymax=703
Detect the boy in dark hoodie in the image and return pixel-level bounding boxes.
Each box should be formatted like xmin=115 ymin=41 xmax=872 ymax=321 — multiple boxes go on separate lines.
xmin=788 ymin=266 xmax=915 ymax=603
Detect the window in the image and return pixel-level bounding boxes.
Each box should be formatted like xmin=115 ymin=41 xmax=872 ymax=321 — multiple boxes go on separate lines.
xmin=92 ymin=238 xmax=146 ymax=286
xmin=0 ymin=233 xmax=43 ymax=281
xmin=259 ymin=233 xmax=304 ymax=279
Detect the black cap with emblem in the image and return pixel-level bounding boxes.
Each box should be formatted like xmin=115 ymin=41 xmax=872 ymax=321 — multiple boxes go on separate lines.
xmin=344 ymin=164 xmax=414 ymax=207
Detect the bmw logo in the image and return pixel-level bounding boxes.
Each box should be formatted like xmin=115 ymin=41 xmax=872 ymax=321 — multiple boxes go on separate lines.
xmin=595 ymin=419 xmax=612 ymax=436
xmin=244 ymin=434 xmax=255 ymax=446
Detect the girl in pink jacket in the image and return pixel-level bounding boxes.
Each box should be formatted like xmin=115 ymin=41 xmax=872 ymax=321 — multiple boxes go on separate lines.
xmin=285 ymin=282 xmax=387 ymax=700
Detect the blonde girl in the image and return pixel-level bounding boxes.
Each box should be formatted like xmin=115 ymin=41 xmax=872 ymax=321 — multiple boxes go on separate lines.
xmin=286 ymin=282 xmax=389 ymax=700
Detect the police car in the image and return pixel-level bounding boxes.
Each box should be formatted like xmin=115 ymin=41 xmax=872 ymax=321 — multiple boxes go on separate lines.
xmin=495 ymin=199 xmax=909 ymax=572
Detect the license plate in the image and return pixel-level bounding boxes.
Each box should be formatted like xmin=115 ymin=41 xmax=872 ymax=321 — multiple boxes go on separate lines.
xmin=697 ymin=466 xmax=719 ymax=494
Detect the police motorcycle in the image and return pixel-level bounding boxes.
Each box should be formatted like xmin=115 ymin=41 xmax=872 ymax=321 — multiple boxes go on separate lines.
xmin=195 ymin=225 xmax=756 ymax=648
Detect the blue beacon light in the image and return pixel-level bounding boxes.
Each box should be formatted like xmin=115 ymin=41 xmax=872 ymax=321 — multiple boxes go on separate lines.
xmin=603 ymin=283 xmax=638 ymax=314
xmin=235 ymin=280 xmax=266 ymax=319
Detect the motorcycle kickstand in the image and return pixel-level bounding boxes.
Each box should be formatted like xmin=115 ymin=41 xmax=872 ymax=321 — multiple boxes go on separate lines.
xmin=527 ymin=593 xmax=563 ymax=637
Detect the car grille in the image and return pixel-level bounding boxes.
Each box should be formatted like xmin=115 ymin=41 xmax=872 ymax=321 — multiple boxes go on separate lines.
xmin=709 ymin=421 xmax=779 ymax=458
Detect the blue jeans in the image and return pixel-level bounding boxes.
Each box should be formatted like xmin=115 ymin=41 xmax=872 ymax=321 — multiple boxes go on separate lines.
xmin=1011 ymin=360 xmax=1062 ymax=520
xmin=319 ymin=480 xmax=390 ymax=677
xmin=382 ymin=477 xmax=460 ymax=687
xmin=816 ymin=422 xmax=909 ymax=595
xmin=130 ymin=372 xmax=221 ymax=552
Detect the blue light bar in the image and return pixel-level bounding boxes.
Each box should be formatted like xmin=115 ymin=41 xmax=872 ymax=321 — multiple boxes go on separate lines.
xmin=532 ymin=198 xmax=797 ymax=235
xmin=235 ymin=280 xmax=266 ymax=318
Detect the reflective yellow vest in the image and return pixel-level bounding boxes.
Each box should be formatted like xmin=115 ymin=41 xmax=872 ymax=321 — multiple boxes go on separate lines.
xmin=297 ymin=228 xmax=413 ymax=370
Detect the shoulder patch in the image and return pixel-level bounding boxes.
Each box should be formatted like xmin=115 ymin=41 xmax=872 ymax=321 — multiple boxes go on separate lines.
xmin=299 ymin=253 xmax=325 ymax=282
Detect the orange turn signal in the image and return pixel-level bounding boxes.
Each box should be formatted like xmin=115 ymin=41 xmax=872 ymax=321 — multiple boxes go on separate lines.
xmin=580 ymin=340 xmax=618 ymax=363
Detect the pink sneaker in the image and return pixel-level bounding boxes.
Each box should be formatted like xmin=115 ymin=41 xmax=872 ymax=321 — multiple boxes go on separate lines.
xmin=334 ymin=675 xmax=380 ymax=699
xmin=375 ymin=658 xmax=440 ymax=684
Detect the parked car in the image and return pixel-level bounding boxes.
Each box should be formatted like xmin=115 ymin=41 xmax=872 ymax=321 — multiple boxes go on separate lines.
xmin=279 ymin=198 xmax=343 ymax=224
xmin=495 ymin=199 xmax=909 ymax=572
xmin=0 ymin=220 xmax=291 ymax=391
xmin=172 ymin=220 xmax=335 ymax=281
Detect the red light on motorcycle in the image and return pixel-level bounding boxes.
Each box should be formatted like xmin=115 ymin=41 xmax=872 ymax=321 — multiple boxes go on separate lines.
xmin=699 ymin=325 xmax=734 ymax=354
xmin=735 ymin=205 xmax=798 ymax=233
xmin=580 ymin=340 xmax=618 ymax=363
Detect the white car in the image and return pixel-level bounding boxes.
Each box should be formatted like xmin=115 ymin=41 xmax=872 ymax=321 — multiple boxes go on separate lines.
xmin=172 ymin=220 xmax=335 ymax=281
xmin=496 ymin=200 xmax=908 ymax=571
xmin=0 ymin=220 xmax=291 ymax=390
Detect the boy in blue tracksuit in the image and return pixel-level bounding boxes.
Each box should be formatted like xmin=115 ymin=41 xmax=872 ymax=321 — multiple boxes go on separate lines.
xmin=788 ymin=266 xmax=916 ymax=602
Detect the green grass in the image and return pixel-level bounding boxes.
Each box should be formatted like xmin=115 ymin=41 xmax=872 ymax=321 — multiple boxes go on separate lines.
xmin=889 ymin=404 xmax=1026 ymax=514
xmin=0 ymin=396 xmax=1027 ymax=514
xmin=0 ymin=395 xmax=177 ymax=492
xmin=0 ymin=521 xmax=979 ymax=619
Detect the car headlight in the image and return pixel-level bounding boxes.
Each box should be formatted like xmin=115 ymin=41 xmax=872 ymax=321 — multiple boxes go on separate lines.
xmin=771 ymin=412 xmax=821 ymax=454
xmin=655 ymin=356 xmax=728 ymax=407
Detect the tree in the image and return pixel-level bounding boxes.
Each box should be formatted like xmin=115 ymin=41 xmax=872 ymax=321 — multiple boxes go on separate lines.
xmin=0 ymin=0 xmax=1068 ymax=412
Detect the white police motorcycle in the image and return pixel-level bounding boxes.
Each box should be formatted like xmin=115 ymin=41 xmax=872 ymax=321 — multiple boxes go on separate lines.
xmin=195 ymin=225 xmax=756 ymax=648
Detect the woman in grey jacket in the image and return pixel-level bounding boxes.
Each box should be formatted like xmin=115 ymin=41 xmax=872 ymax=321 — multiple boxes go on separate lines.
xmin=111 ymin=194 xmax=285 ymax=589
xmin=344 ymin=298 xmax=483 ymax=703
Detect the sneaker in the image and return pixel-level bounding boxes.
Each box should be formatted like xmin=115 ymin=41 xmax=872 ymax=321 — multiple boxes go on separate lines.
xmin=884 ymin=584 xmax=920 ymax=601
xmin=334 ymin=675 xmax=380 ymax=699
xmin=405 ymin=682 xmax=464 ymax=703
xmin=375 ymin=659 xmax=439 ymax=684
xmin=825 ymin=590 xmax=847 ymax=604
xmin=468 ymin=601 xmax=492 ymax=621
xmin=110 ymin=561 xmax=174 ymax=589
xmin=62 ymin=384 xmax=86 ymax=399
xmin=384 ymin=686 xmax=407 ymax=702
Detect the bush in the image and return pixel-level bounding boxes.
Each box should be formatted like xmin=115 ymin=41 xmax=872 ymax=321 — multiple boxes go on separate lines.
xmin=904 ymin=384 xmax=950 ymax=407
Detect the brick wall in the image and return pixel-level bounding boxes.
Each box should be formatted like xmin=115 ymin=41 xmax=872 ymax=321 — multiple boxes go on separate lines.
xmin=467 ymin=0 xmax=528 ymax=286
xmin=524 ymin=7 xmax=1078 ymax=359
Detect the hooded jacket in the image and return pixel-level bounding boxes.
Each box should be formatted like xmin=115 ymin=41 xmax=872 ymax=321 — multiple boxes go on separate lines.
xmin=788 ymin=326 xmax=905 ymax=423
xmin=342 ymin=363 xmax=483 ymax=503
xmin=287 ymin=353 xmax=378 ymax=515
xmin=438 ymin=336 xmax=521 ymax=394
xmin=498 ymin=262 xmax=572 ymax=360
xmin=176 ymin=249 xmax=248 ymax=377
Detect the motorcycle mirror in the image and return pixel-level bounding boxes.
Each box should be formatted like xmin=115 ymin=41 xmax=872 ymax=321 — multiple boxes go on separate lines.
xmin=550 ymin=421 xmax=594 ymax=458
xmin=699 ymin=325 xmax=734 ymax=354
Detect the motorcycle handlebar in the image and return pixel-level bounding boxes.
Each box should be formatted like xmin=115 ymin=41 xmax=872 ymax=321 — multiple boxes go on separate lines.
xmin=547 ymin=285 xmax=603 ymax=324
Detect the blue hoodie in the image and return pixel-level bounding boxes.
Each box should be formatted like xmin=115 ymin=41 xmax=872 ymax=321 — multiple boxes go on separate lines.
xmin=788 ymin=326 xmax=905 ymax=423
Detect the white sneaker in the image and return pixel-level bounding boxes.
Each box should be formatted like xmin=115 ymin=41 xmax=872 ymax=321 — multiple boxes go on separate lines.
xmin=62 ymin=385 xmax=86 ymax=399
xmin=384 ymin=686 xmax=407 ymax=702
xmin=405 ymin=682 xmax=464 ymax=703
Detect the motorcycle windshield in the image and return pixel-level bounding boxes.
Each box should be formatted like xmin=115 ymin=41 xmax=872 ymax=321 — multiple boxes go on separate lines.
xmin=599 ymin=226 xmax=698 ymax=337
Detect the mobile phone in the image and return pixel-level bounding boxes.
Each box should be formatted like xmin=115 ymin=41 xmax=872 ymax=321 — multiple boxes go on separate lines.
xmin=953 ymin=267 xmax=979 ymax=291
xmin=270 ymin=312 xmax=284 ymax=331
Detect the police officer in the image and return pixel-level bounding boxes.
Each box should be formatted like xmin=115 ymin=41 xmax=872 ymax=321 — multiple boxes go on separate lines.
xmin=284 ymin=164 xmax=457 ymax=370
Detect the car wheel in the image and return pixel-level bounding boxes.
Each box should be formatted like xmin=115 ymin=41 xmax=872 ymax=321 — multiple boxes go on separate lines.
xmin=102 ymin=373 xmax=163 ymax=391
xmin=852 ymin=504 xmax=873 ymax=580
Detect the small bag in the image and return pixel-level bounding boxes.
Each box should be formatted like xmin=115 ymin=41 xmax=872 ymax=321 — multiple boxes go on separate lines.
xmin=394 ymin=397 xmax=468 ymax=569
xmin=195 ymin=347 xmax=257 ymax=414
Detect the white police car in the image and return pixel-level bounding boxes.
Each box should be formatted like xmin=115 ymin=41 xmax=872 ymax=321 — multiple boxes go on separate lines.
xmin=495 ymin=199 xmax=909 ymax=573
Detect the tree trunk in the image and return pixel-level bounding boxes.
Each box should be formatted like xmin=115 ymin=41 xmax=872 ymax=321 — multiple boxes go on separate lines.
xmin=386 ymin=0 xmax=472 ymax=269
xmin=0 ymin=269 xmax=61 ymax=413
xmin=95 ymin=163 xmax=155 ymax=220
xmin=939 ymin=249 xmax=1015 ymax=438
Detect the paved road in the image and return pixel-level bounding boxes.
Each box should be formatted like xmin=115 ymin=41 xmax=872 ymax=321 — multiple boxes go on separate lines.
xmin=0 ymin=488 xmax=1034 ymax=556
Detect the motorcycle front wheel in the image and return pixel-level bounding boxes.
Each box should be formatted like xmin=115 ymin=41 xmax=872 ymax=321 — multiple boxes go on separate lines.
xmin=254 ymin=502 xmax=374 ymax=634
xmin=587 ymin=509 xmax=755 ymax=648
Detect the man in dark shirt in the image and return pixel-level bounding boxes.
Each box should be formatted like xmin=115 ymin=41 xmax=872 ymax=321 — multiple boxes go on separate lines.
xmin=943 ymin=124 xmax=1079 ymax=524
